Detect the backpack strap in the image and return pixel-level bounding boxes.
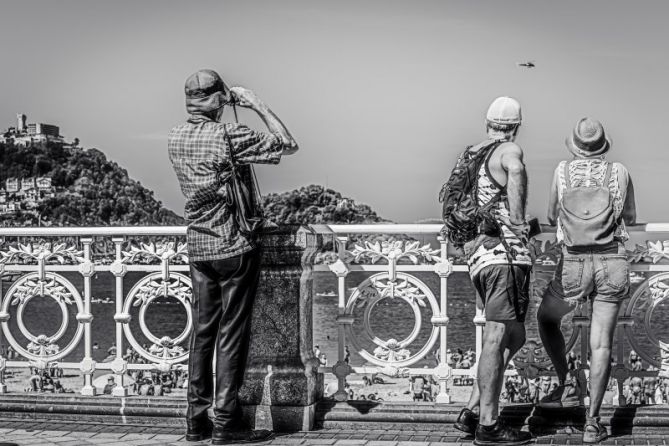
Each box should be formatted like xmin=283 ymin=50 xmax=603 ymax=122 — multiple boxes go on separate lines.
xmin=563 ymin=160 xmax=572 ymax=191
xmin=603 ymin=161 xmax=622 ymax=229
xmin=471 ymin=140 xmax=503 ymax=203
xmin=467 ymin=139 xmax=497 ymax=154
xmin=603 ymin=161 xmax=613 ymax=188
xmin=483 ymin=141 xmax=507 ymax=192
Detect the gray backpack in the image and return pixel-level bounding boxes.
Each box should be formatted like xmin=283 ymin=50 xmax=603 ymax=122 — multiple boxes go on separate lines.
xmin=559 ymin=161 xmax=617 ymax=247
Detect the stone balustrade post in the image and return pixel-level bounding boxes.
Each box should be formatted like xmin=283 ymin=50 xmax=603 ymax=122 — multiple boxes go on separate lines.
xmin=239 ymin=225 xmax=324 ymax=432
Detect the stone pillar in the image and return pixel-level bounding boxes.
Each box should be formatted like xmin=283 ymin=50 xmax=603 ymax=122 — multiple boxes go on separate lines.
xmin=240 ymin=225 xmax=324 ymax=432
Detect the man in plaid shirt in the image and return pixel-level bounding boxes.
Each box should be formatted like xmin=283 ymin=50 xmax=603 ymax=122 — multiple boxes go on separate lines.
xmin=168 ymin=69 xmax=298 ymax=445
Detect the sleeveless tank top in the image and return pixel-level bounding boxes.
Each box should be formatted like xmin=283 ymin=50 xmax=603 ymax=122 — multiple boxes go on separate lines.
xmin=466 ymin=149 xmax=532 ymax=278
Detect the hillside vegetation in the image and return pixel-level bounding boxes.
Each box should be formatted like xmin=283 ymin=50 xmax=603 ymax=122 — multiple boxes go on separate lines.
xmin=0 ymin=142 xmax=386 ymax=227
xmin=0 ymin=141 xmax=184 ymax=226
xmin=262 ymin=185 xmax=386 ymax=225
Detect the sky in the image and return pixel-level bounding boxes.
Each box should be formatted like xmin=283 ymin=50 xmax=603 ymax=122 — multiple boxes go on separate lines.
xmin=1 ymin=0 xmax=668 ymax=223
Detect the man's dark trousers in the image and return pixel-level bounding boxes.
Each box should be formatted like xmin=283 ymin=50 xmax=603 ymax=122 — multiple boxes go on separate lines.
xmin=187 ymin=248 xmax=262 ymax=429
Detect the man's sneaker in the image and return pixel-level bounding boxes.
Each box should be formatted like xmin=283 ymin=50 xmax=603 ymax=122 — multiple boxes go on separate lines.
xmin=212 ymin=427 xmax=274 ymax=445
xmin=454 ymin=407 xmax=479 ymax=435
xmin=474 ymin=419 xmax=532 ymax=446
xmin=538 ymin=382 xmax=581 ymax=408
xmin=185 ymin=416 xmax=214 ymax=442
xmin=583 ymin=416 xmax=608 ymax=444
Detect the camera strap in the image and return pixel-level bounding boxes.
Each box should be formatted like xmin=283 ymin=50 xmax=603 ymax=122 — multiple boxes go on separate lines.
xmin=232 ymin=102 xmax=239 ymax=123
xmin=229 ymin=103 xmax=263 ymax=211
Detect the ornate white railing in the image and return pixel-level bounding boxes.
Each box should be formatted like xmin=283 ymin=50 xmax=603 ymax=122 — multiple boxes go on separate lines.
xmin=311 ymin=224 xmax=457 ymax=403
xmin=0 ymin=227 xmax=190 ymax=396
xmin=3 ymin=224 xmax=669 ymax=406
xmin=311 ymin=223 xmax=669 ymax=404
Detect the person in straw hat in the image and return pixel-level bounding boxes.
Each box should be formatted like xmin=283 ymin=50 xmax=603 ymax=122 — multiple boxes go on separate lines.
xmin=168 ymin=69 xmax=298 ymax=444
xmin=537 ymin=117 xmax=636 ymax=443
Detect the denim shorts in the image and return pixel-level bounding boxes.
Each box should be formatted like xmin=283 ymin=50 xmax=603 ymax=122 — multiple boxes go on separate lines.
xmin=548 ymin=242 xmax=630 ymax=305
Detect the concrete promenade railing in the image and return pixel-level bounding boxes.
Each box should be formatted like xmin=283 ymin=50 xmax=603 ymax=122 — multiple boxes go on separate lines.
xmin=2 ymin=223 xmax=669 ymax=422
xmin=310 ymin=223 xmax=669 ymax=406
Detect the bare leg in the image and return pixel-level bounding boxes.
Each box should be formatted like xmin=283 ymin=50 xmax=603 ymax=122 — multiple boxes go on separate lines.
xmin=588 ymin=300 xmax=621 ymax=418
xmin=478 ymin=320 xmax=526 ymax=426
xmin=466 ymin=381 xmax=480 ymax=412
xmin=537 ymin=290 xmax=574 ymax=384
xmin=465 ymin=327 xmax=524 ymax=413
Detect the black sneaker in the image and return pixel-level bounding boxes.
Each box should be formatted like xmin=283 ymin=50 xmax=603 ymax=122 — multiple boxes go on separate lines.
xmin=454 ymin=407 xmax=479 ymax=435
xmin=474 ymin=419 xmax=532 ymax=446
xmin=185 ymin=416 xmax=213 ymax=442
xmin=212 ymin=428 xmax=274 ymax=445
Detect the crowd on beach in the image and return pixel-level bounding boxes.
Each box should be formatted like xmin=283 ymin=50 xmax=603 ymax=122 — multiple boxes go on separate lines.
xmin=8 ymin=339 xmax=667 ymax=406
xmin=106 ymin=345 xmax=190 ymax=396
xmin=0 ymin=343 xmax=188 ymax=396
xmin=4 ymin=341 xmax=667 ymax=405
xmin=321 ymin=341 xmax=669 ymax=407
xmin=126 ymin=368 xmax=187 ymax=396
xmin=25 ymin=369 xmax=72 ymax=393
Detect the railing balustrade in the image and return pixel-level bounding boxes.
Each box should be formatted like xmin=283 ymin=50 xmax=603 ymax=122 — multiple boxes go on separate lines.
xmin=311 ymin=223 xmax=669 ymax=405
xmin=0 ymin=227 xmax=190 ymax=396
xmin=1 ymin=224 xmax=669 ymax=407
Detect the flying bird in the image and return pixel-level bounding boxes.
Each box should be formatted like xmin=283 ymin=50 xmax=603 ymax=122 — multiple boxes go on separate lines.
xmin=517 ymin=61 xmax=535 ymax=68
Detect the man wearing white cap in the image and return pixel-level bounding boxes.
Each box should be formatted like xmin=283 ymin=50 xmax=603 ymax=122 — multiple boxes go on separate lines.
xmin=169 ymin=69 xmax=298 ymax=444
xmin=537 ymin=118 xmax=636 ymax=443
xmin=450 ymin=97 xmax=533 ymax=445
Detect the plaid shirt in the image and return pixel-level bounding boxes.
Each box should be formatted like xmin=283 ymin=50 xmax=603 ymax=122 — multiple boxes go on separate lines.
xmin=168 ymin=115 xmax=283 ymax=261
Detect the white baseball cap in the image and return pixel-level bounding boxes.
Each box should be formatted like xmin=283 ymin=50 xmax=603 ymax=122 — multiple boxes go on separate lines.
xmin=486 ymin=96 xmax=522 ymax=125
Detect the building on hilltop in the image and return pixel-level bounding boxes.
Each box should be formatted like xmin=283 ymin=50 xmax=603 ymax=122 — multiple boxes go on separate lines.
xmin=28 ymin=123 xmax=60 ymax=138
xmin=3 ymin=113 xmax=64 ymax=146
xmin=17 ymin=113 xmax=26 ymax=131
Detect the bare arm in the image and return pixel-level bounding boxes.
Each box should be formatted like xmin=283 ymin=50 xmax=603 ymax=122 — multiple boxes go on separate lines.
xmin=230 ymin=86 xmax=299 ymax=155
xmin=547 ymin=167 xmax=559 ymax=226
xmin=623 ymin=176 xmax=637 ymax=225
xmin=500 ymin=144 xmax=527 ymax=225
xmin=250 ymin=102 xmax=299 ymax=155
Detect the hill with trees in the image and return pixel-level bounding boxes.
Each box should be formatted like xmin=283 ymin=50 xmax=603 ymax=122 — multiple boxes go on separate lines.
xmin=0 ymin=141 xmax=184 ymax=226
xmin=262 ymin=185 xmax=387 ymax=225
xmin=0 ymin=141 xmax=387 ymax=227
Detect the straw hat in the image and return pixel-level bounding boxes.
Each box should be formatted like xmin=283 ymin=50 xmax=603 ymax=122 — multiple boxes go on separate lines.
xmin=565 ymin=117 xmax=611 ymax=157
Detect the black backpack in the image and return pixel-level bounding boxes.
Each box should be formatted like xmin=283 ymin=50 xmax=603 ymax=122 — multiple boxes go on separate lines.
xmin=438 ymin=139 xmax=504 ymax=248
